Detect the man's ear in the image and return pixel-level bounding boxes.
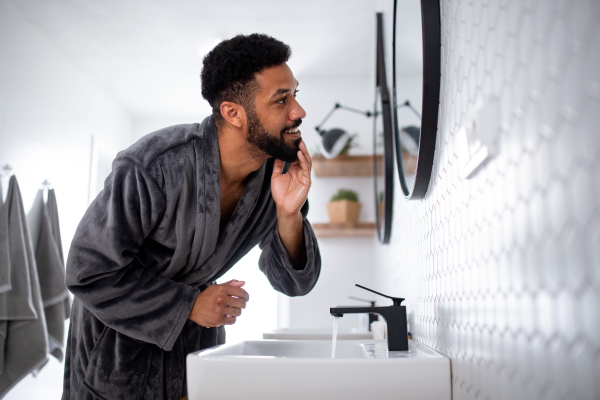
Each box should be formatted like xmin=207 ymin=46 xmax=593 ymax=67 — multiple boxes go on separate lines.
xmin=220 ymin=101 xmax=245 ymax=129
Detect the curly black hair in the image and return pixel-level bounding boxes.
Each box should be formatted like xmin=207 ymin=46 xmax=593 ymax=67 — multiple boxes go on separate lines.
xmin=201 ymin=34 xmax=291 ymax=124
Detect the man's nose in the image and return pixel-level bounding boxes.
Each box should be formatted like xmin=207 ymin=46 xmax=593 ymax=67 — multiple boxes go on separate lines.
xmin=289 ymin=98 xmax=307 ymax=121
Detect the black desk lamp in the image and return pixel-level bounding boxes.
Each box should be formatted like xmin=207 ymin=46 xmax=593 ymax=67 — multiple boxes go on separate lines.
xmin=314 ymin=100 xmax=421 ymax=159
xmin=314 ymin=103 xmax=374 ymax=159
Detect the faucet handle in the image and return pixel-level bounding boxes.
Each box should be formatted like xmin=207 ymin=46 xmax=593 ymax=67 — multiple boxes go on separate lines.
xmin=355 ymin=284 xmax=405 ymax=306
xmin=348 ymin=296 xmax=376 ymax=307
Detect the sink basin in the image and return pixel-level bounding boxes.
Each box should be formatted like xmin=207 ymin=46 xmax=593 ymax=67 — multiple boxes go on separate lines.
xmin=186 ymin=339 xmax=450 ymax=400
xmin=262 ymin=327 xmax=373 ymax=340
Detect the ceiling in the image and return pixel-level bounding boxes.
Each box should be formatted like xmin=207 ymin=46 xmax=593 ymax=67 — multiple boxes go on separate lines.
xmin=6 ymin=0 xmax=422 ymax=119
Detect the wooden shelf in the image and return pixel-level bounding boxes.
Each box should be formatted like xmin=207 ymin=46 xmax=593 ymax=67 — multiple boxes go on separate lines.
xmin=401 ymin=152 xmax=417 ymax=175
xmin=312 ymin=153 xmax=416 ymax=177
xmin=313 ymin=155 xmax=382 ymax=177
xmin=311 ymin=222 xmax=376 ymax=238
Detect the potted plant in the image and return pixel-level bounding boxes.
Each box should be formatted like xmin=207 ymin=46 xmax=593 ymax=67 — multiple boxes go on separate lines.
xmin=326 ymin=189 xmax=361 ymax=224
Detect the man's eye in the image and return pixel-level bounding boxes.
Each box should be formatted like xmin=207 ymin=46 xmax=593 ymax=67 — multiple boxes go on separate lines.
xmin=293 ymin=90 xmax=299 ymax=97
xmin=278 ymin=96 xmax=287 ymax=104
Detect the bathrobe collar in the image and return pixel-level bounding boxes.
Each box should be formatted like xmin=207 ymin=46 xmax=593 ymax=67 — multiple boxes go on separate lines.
xmin=187 ymin=116 xmax=267 ymax=285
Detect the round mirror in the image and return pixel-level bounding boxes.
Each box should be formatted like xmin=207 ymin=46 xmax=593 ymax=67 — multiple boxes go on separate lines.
xmin=392 ymin=0 xmax=441 ymax=199
xmin=374 ymin=13 xmax=394 ymax=244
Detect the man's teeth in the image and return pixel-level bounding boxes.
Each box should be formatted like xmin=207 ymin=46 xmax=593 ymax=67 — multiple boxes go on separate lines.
xmin=286 ymin=128 xmax=300 ymax=134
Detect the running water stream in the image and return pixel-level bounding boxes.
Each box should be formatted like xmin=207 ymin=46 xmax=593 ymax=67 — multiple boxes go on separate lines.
xmin=331 ymin=316 xmax=340 ymax=358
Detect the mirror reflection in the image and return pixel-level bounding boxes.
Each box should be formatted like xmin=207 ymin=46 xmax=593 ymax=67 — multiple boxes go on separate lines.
xmin=374 ymin=87 xmax=385 ymax=232
xmin=393 ymin=0 xmax=423 ymax=196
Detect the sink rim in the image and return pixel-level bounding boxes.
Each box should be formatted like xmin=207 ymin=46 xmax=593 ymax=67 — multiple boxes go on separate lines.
xmin=189 ymin=339 xmax=447 ymax=361
xmin=186 ymin=339 xmax=452 ymax=400
xmin=262 ymin=327 xmax=374 ymax=340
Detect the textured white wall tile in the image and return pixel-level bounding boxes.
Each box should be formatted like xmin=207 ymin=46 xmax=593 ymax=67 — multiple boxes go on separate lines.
xmin=376 ymin=0 xmax=600 ymax=398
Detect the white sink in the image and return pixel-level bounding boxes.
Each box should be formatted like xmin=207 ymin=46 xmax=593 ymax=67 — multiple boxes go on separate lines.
xmin=186 ymin=339 xmax=450 ymax=400
xmin=262 ymin=327 xmax=373 ymax=340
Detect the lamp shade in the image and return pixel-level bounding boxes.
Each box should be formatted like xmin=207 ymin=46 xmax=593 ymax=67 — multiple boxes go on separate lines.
xmin=399 ymin=125 xmax=420 ymax=156
xmin=319 ymin=128 xmax=349 ymax=159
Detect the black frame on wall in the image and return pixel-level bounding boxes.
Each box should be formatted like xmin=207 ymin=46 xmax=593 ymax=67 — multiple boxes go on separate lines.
xmin=393 ymin=0 xmax=441 ymax=200
xmin=374 ymin=12 xmax=395 ymax=244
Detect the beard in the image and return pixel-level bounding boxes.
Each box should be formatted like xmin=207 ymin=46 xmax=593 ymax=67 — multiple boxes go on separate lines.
xmin=246 ymin=107 xmax=302 ymax=163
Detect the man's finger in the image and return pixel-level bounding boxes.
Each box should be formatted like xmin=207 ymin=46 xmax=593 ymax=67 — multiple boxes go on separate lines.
xmin=224 ymin=307 xmax=242 ymax=317
xmin=272 ymin=159 xmax=284 ymax=177
xmin=298 ymin=140 xmax=312 ymax=171
xmin=225 ymin=296 xmax=247 ymax=309
xmin=222 ymin=316 xmax=237 ymax=325
xmin=298 ymin=150 xmax=309 ymax=174
xmin=222 ymin=279 xmax=245 ymax=287
xmin=297 ymin=151 xmax=311 ymax=185
xmin=225 ymin=285 xmax=250 ymax=302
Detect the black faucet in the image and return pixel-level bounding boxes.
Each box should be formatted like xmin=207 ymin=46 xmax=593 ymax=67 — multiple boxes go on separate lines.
xmin=330 ymin=284 xmax=408 ymax=351
xmin=347 ymin=296 xmax=378 ymax=331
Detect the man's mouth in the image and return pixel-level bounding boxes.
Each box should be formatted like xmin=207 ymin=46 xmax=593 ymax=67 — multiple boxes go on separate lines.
xmin=284 ymin=127 xmax=300 ymax=134
xmin=281 ymin=119 xmax=303 ymax=140
xmin=284 ymin=127 xmax=302 ymax=140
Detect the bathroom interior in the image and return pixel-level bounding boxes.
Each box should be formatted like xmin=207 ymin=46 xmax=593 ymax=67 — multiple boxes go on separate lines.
xmin=0 ymin=0 xmax=599 ymax=399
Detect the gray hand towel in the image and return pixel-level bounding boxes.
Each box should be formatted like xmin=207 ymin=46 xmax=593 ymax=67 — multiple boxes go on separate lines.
xmin=0 ymin=177 xmax=38 ymax=376
xmin=47 ymin=190 xmax=71 ymax=320
xmin=26 ymin=190 xmax=44 ymax=258
xmin=0 ymin=181 xmax=38 ymax=323
xmin=33 ymin=188 xmax=70 ymax=362
xmin=0 ymin=176 xmax=49 ymax=398
xmin=0 ymin=181 xmax=11 ymax=295
xmin=0 ymin=185 xmax=9 ymax=375
xmin=46 ymin=190 xmax=65 ymax=265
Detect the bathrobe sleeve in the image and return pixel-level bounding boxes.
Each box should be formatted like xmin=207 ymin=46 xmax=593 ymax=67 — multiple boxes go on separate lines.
xmin=258 ymin=202 xmax=321 ymax=296
xmin=65 ymin=157 xmax=199 ymax=351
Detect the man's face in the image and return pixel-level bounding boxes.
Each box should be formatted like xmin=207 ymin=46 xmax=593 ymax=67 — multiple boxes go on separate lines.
xmin=245 ymin=63 xmax=306 ymax=163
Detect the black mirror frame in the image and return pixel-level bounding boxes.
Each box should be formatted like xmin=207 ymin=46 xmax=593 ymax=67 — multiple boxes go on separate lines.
xmin=374 ymin=12 xmax=394 ymax=244
xmin=392 ymin=0 xmax=441 ymax=200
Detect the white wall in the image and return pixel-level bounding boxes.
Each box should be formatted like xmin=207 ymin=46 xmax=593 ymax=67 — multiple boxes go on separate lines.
xmin=219 ymin=246 xmax=279 ymax=342
xmin=133 ymin=115 xmax=209 ymax=140
xmin=376 ymin=1 xmax=600 ymax=399
xmin=0 ymin=2 xmax=133 ymax=255
xmin=0 ymin=2 xmax=133 ymax=399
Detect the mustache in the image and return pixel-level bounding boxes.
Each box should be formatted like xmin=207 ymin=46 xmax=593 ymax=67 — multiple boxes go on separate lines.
xmin=280 ymin=119 xmax=303 ymax=134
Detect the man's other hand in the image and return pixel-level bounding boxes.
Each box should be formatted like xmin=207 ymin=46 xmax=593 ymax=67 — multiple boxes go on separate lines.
xmin=188 ymin=279 xmax=249 ymax=327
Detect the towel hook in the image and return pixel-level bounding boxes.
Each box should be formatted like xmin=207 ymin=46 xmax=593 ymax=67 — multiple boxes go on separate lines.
xmin=41 ymin=179 xmax=53 ymax=190
xmin=1 ymin=164 xmax=13 ymax=176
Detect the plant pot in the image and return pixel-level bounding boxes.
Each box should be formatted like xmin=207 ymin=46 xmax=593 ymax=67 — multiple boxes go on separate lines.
xmin=377 ymin=200 xmax=384 ymax=221
xmin=326 ymin=200 xmax=362 ymax=223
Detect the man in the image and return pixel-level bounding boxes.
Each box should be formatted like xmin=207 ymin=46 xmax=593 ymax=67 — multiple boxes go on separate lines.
xmin=62 ymin=34 xmax=321 ymax=400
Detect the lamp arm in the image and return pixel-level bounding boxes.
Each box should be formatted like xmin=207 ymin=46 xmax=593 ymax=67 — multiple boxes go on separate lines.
xmin=315 ymin=103 xmax=375 ymax=135
xmin=336 ymin=104 xmax=373 ymax=117
xmin=398 ymin=100 xmax=422 ymax=120
xmin=315 ymin=103 xmax=340 ymax=135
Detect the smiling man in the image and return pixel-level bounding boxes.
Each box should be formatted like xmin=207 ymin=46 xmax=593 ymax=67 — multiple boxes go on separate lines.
xmin=62 ymin=34 xmax=321 ymax=400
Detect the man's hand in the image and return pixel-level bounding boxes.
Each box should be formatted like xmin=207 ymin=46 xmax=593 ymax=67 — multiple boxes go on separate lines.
xmin=188 ymin=280 xmax=249 ymax=328
xmin=271 ymin=140 xmax=311 ymax=268
xmin=271 ymin=140 xmax=312 ymax=216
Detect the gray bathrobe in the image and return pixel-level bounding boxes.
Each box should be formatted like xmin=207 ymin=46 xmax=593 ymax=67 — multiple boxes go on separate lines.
xmin=62 ymin=116 xmax=321 ymax=400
